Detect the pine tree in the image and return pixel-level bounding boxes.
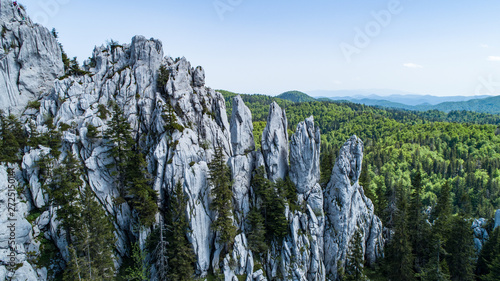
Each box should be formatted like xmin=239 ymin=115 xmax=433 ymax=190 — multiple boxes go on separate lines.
xmin=63 ymin=247 xmax=85 ymax=281
xmin=63 ymin=186 xmax=116 ymax=280
xmin=483 ymin=256 xmax=500 ymax=281
xmin=126 ymin=151 xmax=158 ymax=227
xmin=166 ymin=181 xmax=195 ymax=281
xmin=422 ymin=181 xmax=453 ymax=281
xmin=247 ymin=207 xmax=267 ymax=254
xmin=251 ymin=166 xmax=288 ymax=241
xmin=345 ymin=229 xmax=367 ymax=281
xmin=386 ymin=184 xmax=415 ymax=281
xmin=106 ymin=104 xmax=157 ymax=227
xmin=152 ymin=215 xmax=169 ymax=281
xmin=408 ymin=169 xmax=431 ymax=273
xmin=105 ymin=103 xmax=135 ymax=197
xmin=124 ymin=242 xmax=149 ymax=281
xmin=208 ymin=145 xmax=237 ymax=252
xmin=48 ymin=153 xmax=83 ymax=244
xmin=446 ymin=214 xmax=475 ymax=281
xmin=77 ymin=186 xmax=116 ymax=280
xmin=0 ymin=112 xmax=26 ymax=163
xmin=157 ymin=65 xmax=170 ymax=95
xmin=477 ymin=227 xmax=500 ymax=279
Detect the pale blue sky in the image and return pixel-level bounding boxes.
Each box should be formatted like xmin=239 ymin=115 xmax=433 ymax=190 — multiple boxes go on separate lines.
xmin=19 ymin=0 xmax=500 ymax=96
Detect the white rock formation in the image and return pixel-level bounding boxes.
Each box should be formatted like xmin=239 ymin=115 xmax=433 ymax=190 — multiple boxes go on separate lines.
xmin=472 ymin=218 xmax=489 ymax=253
xmin=0 ymin=0 xmax=64 ymax=115
xmin=323 ymin=136 xmax=384 ymax=280
xmin=0 ymin=3 xmax=389 ymax=280
xmin=261 ymin=102 xmax=288 ymax=182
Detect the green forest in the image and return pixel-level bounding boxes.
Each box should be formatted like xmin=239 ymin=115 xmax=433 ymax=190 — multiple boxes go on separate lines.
xmin=220 ymin=90 xmax=500 ymax=280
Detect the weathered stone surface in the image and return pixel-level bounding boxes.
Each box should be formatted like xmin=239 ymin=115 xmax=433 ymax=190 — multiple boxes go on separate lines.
xmin=0 ymin=0 xmax=64 ymax=115
xmin=323 ymin=136 xmax=384 ymax=280
xmin=290 ymin=116 xmax=320 ymax=194
xmin=0 ymin=5 xmax=393 ymax=279
xmin=231 ymin=95 xmax=254 ymax=156
xmin=11 ymin=261 xmax=37 ymax=281
xmin=472 ymin=218 xmax=489 ymax=253
xmin=261 ymin=102 xmax=288 ymax=182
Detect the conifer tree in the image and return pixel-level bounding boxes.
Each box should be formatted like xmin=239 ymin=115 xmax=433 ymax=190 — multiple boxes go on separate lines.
xmin=422 ymin=181 xmax=453 ymax=281
xmin=408 ymin=169 xmax=431 ymax=272
xmin=0 ymin=112 xmax=26 ymax=163
xmin=247 ymin=207 xmax=268 ymax=254
xmin=345 ymin=229 xmax=367 ymax=281
xmin=251 ymin=166 xmax=289 ymax=241
xmin=126 ymin=151 xmax=158 ymax=227
xmin=477 ymin=227 xmax=500 ymax=279
xmin=106 ymin=103 xmax=157 ymax=227
xmin=48 ymin=153 xmax=83 ymax=244
xmin=124 ymin=242 xmax=149 ymax=281
xmin=152 ymin=214 xmax=169 ymax=281
xmin=386 ymin=184 xmax=415 ymax=281
xmin=105 ymin=103 xmax=134 ymax=197
xmin=63 ymin=247 xmax=85 ymax=281
xmin=483 ymin=256 xmax=500 ymax=281
xmin=166 ymin=181 xmax=195 ymax=281
xmin=64 ymin=186 xmax=116 ymax=280
xmin=208 ymin=145 xmax=237 ymax=252
xmin=446 ymin=214 xmax=475 ymax=281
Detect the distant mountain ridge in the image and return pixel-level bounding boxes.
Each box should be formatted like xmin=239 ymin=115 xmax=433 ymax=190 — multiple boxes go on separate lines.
xmin=276 ymin=90 xmax=500 ymax=114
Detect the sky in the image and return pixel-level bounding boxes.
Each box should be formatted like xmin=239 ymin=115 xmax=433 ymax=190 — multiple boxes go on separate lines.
xmin=18 ymin=0 xmax=500 ymax=97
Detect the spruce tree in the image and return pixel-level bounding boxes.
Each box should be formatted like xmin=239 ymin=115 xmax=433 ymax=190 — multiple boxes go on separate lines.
xmin=105 ymin=103 xmax=134 ymax=197
xmin=208 ymin=145 xmax=237 ymax=252
xmin=483 ymin=256 xmax=500 ymax=281
xmin=78 ymin=186 xmax=116 ymax=280
xmin=63 ymin=247 xmax=85 ymax=281
xmin=126 ymin=151 xmax=158 ymax=227
xmin=124 ymin=242 xmax=149 ymax=281
xmin=247 ymin=207 xmax=268 ymax=254
xmin=0 ymin=112 xmax=27 ymax=163
xmin=446 ymin=214 xmax=475 ymax=281
xmin=345 ymin=229 xmax=367 ymax=281
xmin=251 ymin=166 xmax=288 ymax=241
xmin=48 ymin=153 xmax=83 ymax=244
xmin=64 ymin=186 xmax=116 ymax=280
xmin=477 ymin=227 xmax=500 ymax=279
xmin=166 ymin=181 xmax=195 ymax=281
xmin=408 ymin=170 xmax=431 ymax=273
xmin=386 ymin=184 xmax=415 ymax=281
xmin=422 ymin=181 xmax=453 ymax=281
xmin=106 ymin=104 xmax=157 ymax=227
xmin=151 ymin=214 xmax=169 ymax=281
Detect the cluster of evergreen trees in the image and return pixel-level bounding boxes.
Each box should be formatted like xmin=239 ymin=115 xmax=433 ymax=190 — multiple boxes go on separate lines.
xmin=0 ymin=111 xmax=27 ymax=163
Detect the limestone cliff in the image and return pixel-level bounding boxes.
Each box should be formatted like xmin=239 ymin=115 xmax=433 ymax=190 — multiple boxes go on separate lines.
xmin=0 ymin=1 xmax=387 ymax=280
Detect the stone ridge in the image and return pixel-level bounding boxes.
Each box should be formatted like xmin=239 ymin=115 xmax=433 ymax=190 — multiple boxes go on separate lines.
xmin=0 ymin=0 xmax=64 ymax=115
xmin=0 ymin=2 xmax=387 ymax=279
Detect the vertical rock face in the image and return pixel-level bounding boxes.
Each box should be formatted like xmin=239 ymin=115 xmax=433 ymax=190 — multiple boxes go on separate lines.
xmin=229 ymin=95 xmax=254 ymax=227
xmin=281 ymin=116 xmax=325 ymax=281
xmin=261 ymin=101 xmax=289 ymax=182
xmin=472 ymin=218 xmax=490 ymax=253
xmin=231 ymin=95 xmax=255 ymax=155
xmin=0 ymin=5 xmax=389 ymax=279
xmin=290 ymin=116 xmax=320 ymax=194
xmin=323 ymin=136 xmax=384 ymax=280
xmin=0 ymin=0 xmax=64 ymax=115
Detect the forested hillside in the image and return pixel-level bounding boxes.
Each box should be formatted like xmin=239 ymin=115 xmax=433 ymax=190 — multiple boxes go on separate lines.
xmin=220 ymin=89 xmax=500 ymax=280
